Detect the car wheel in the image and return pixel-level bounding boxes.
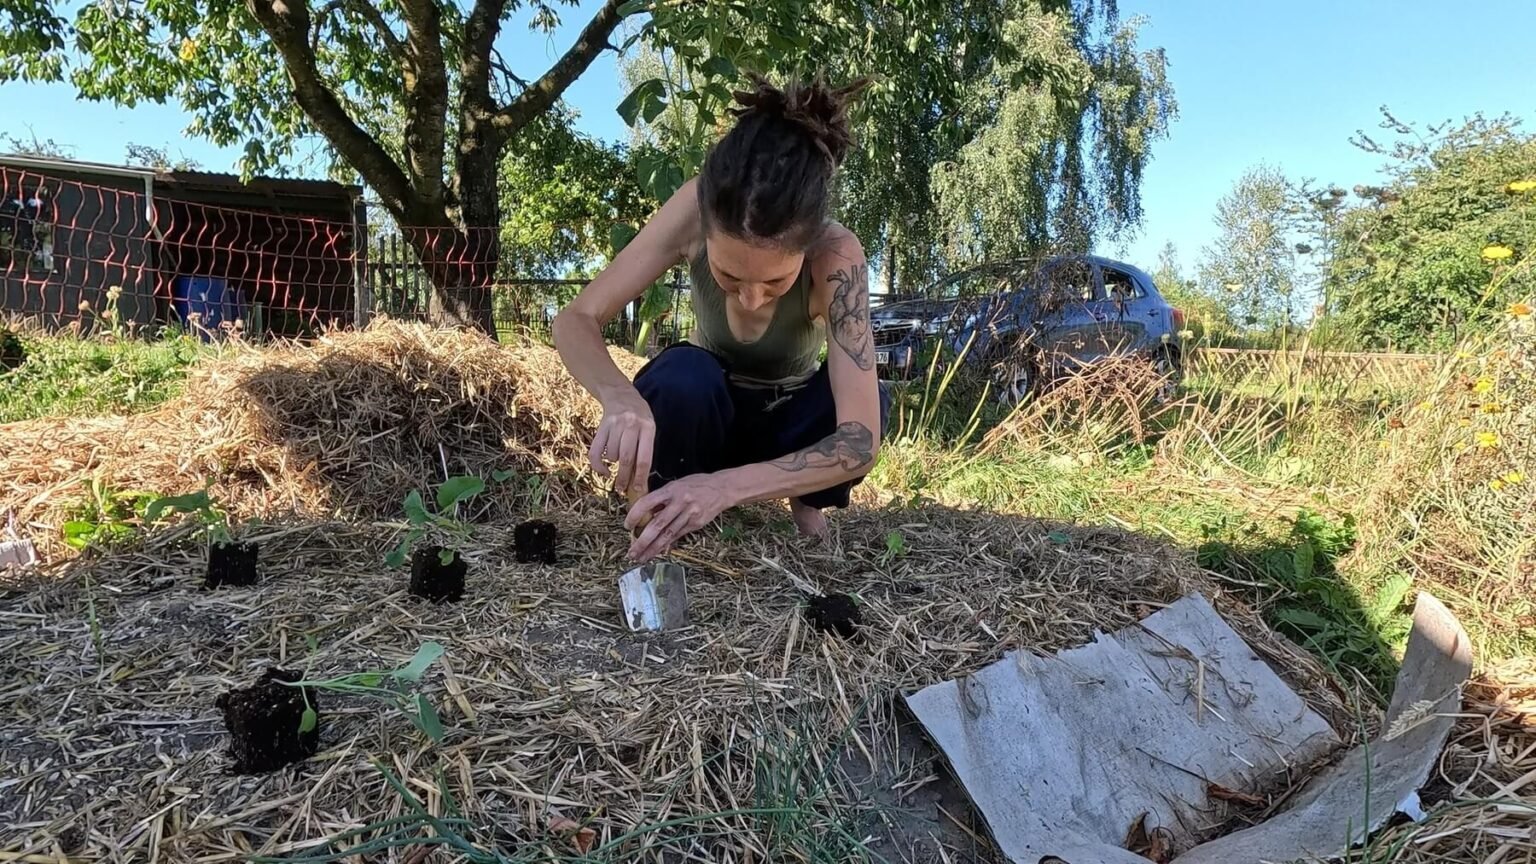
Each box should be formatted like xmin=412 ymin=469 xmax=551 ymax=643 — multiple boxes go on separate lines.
xmin=1151 ymin=347 xmax=1182 ymax=402
xmin=996 ymin=358 xmax=1038 ymax=407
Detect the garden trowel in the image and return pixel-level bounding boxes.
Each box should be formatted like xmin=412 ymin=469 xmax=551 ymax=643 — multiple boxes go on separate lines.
xmin=616 ymin=487 xmax=688 ymax=632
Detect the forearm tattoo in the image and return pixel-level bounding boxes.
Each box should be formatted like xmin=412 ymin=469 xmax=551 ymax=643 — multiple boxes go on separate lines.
xmin=769 ymin=422 xmax=875 ymax=473
xmin=828 ymin=264 xmax=874 ymax=371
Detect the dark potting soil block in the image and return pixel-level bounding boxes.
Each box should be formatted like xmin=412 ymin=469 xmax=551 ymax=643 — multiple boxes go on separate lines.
xmin=410 ymin=546 xmax=466 ymax=604
xmin=512 ymin=519 xmax=559 ymax=564
xmin=805 ymin=593 xmax=862 ymax=640
xmin=205 ymin=541 xmax=260 ymax=589
xmin=215 ymin=667 xmax=318 ymax=774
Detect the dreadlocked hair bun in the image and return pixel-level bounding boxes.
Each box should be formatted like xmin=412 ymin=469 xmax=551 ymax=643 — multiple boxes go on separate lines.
xmin=699 ymin=73 xmax=872 ymax=248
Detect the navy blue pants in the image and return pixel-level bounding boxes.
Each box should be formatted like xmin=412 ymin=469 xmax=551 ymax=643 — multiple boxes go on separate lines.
xmin=633 ymin=344 xmax=891 ymax=509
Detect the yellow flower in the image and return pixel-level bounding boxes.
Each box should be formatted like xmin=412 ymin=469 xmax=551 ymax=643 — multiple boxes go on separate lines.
xmin=1482 ymin=245 xmax=1515 ymax=260
xmin=1490 ymin=479 xmax=1506 ymax=491
xmin=1416 ymin=400 xmax=1434 ymax=411
xmin=179 ymin=38 xmax=197 ymax=62
xmin=1456 ymin=350 xmax=1473 ymax=360
xmin=1509 ymin=301 xmax=1532 ymax=319
xmin=1481 ymin=402 xmax=1502 ymax=414
xmin=1474 ymin=377 xmax=1495 ymax=395
xmin=1476 ymin=431 xmax=1500 ymax=449
xmin=1508 ymin=180 xmax=1536 ymax=194
xmin=1504 ymin=471 xmax=1526 ymax=485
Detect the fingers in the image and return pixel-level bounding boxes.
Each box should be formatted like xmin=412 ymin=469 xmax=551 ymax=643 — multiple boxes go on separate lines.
xmin=625 ymin=488 xmax=664 ymax=533
xmin=613 ymin=424 xmax=640 ymax=494
xmin=628 ymin=497 xmax=687 ymax=562
xmin=589 ymin=423 xmax=612 ymax=477
xmin=632 ymin=423 xmax=655 ymax=499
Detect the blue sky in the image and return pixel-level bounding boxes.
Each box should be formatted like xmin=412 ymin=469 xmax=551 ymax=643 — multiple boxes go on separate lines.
xmin=3 ymin=0 xmax=1532 ymax=277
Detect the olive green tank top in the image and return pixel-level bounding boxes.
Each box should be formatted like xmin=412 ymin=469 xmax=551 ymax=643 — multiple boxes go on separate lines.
xmin=689 ymin=249 xmax=824 ymax=387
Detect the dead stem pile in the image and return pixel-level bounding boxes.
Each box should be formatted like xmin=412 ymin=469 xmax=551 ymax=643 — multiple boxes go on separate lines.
xmin=0 ymin=505 xmax=1347 ymax=863
xmin=977 ymin=356 xmax=1177 ymax=457
xmin=0 ymin=321 xmax=642 ymax=558
xmin=1367 ymin=658 xmax=1536 ymax=863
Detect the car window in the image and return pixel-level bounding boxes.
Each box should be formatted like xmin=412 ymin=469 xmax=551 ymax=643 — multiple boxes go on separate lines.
xmin=1037 ymin=259 xmax=1102 ymax=309
xmin=1102 ymin=267 xmax=1145 ymax=301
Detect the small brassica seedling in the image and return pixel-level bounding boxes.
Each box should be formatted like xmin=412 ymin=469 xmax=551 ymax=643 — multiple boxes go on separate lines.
xmin=143 ymin=483 xmax=233 ymax=545
xmin=385 ymin=475 xmax=486 ymax=567
xmin=284 ymin=641 xmax=447 ymax=743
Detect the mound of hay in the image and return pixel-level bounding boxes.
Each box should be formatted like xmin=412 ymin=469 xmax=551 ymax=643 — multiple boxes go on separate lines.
xmin=0 ymin=321 xmax=642 ymax=556
xmin=0 ymin=503 xmax=1351 ymax=863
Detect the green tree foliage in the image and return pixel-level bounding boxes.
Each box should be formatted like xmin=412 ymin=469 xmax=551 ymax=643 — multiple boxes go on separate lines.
xmin=1330 ymin=112 xmax=1536 ymax=351
xmin=1198 ymin=164 xmax=1303 ymax=329
xmin=1151 ymin=242 xmax=1233 ymax=343
xmin=619 ymin=0 xmax=1175 ymax=292
xmin=498 ymin=113 xmax=653 ymax=279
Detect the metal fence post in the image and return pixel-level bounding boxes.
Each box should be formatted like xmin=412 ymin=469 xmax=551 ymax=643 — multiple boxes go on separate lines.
xmin=351 ymin=198 xmax=371 ymax=328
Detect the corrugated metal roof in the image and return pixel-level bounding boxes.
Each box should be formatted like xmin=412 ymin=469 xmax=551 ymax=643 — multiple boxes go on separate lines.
xmin=0 ymin=153 xmax=361 ymax=197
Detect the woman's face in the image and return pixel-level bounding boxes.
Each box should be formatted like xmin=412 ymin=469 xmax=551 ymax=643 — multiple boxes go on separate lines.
xmin=706 ymin=230 xmax=805 ymax=312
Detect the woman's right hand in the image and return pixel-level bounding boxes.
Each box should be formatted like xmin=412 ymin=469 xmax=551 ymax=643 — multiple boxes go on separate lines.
xmin=590 ymin=389 xmax=656 ymax=498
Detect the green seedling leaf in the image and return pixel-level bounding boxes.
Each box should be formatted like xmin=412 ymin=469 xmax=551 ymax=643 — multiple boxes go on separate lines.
xmin=884 ymin=531 xmax=907 ymax=558
xmin=393 ymin=641 xmax=445 ymax=683
xmin=435 ymin=476 xmax=485 ymax=512
xmin=490 ymin=468 xmax=516 ymax=483
xmin=1275 ymin=608 xmax=1332 ymax=632
xmin=402 ymin=490 xmax=430 ymax=525
xmin=352 ymin=672 xmax=385 ymax=688
xmin=1047 ymin=530 xmax=1072 ymax=545
xmin=61 ymin=520 xmax=99 ymax=550
xmin=385 ymin=540 xmax=410 ymax=568
xmin=298 ymin=706 xmax=317 ymax=734
xmin=143 ymin=489 xmax=211 ymax=525
xmin=437 ymin=547 xmax=456 ymax=566
xmin=304 ymin=632 xmax=319 ymax=653
xmin=413 ymin=694 xmax=445 ymax=744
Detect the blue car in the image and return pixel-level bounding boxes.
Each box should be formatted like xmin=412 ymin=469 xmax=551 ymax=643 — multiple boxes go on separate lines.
xmin=871 ymin=255 xmax=1185 ymax=404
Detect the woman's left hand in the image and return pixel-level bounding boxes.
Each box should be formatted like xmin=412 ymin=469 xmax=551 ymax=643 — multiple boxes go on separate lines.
xmin=625 ymin=474 xmax=736 ymax=562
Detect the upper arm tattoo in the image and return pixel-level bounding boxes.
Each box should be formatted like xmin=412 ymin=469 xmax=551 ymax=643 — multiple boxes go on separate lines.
xmin=827 ymin=263 xmax=874 ymax=371
xmin=768 ymin=421 xmax=875 ymax=473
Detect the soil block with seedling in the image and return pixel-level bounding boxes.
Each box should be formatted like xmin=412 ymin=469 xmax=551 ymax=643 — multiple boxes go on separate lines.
xmin=410 ymin=546 xmax=466 ymax=604
xmin=216 ymin=667 xmax=319 ymax=774
xmin=513 ymin=519 xmax=558 ymax=564
xmin=205 ymin=540 xmax=260 ymax=588
xmin=805 ymin=593 xmax=862 ymax=641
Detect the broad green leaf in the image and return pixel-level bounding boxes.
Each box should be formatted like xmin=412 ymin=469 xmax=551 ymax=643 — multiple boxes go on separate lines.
xmin=1047 ymin=530 xmax=1072 ymax=545
xmin=1274 ymin=608 xmax=1331 ymax=632
xmin=353 ymin=672 xmax=385 ymax=688
xmin=304 ymin=632 xmax=319 ymax=653
xmin=402 ymin=490 xmax=430 ymax=524
xmin=437 ymin=547 xmax=457 ymax=566
xmin=1291 ymin=540 xmax=1316 ymax=582
xmin=617 ymin=78 xmax=666 ymax=128
xmin=413 ymin=694 xmax=445 ymax=744
xmin=699 ymin=55 xmax=735 ymax=80
xmin=393 ymin=641 xmax=446 ymax=683
xmin=436 ymin=476 xmax=485 ymax=512
xmin=616 ymin=0 xmax=650 ymax=16
xmin=609 ymin=223 xmax=638 ymax=255
xmin=143 ymin=489 xmax=210 ymax=525
xmin=490 ymin=468 xmax=516 ymax=483
xmin=298 ymin=706 xmax=317 ymax=734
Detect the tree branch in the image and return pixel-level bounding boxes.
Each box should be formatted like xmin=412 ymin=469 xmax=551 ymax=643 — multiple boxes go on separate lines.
xmin=346 ymin=0 xmax=406 ymax=66
xmin=396 ymin=0 xmax=448 ymax=208
xmin=490 ymin=0 xmax=624 ymax=134
xmin=244 ymin=0 xmax=431 ymax=224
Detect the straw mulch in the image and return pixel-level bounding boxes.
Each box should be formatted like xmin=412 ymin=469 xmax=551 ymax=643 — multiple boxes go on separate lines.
xmin=1363 ymin=659 xmax=1536 ymax=863
xmin=0 ymin=506 xmax=1349 ymax=863
xmin=1 ymin=323 xmax=1354 ymax=862
xmin=0 ymin=321 xmax=643 ymax=560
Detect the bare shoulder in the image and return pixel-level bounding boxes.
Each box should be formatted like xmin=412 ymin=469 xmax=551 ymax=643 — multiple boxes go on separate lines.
xmin=808 ymin=223 xmax=868 ymax=313
xmin=658 ymin=177 xmax=706 ymax=262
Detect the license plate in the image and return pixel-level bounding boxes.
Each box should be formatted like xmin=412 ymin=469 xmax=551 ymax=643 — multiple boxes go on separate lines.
xmin=875 ymin=350 xmax=890 ymax=365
